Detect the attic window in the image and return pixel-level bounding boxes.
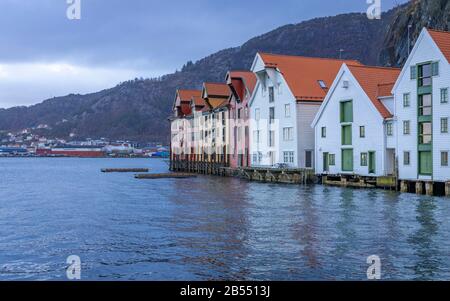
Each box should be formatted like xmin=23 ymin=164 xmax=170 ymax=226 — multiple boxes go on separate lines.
xmin=318 ymin=80 xmax=327 ymax=89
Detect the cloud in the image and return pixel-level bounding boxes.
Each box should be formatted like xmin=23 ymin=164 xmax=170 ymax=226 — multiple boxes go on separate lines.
xmin=0 ymin=0 xmax=409 ymax=108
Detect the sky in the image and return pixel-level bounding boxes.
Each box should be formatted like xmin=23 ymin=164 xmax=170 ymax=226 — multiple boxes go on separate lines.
xmin=0 ymin=0 xmax=408 ymax=108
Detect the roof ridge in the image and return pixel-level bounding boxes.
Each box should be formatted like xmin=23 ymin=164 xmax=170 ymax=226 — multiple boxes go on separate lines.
xmin=348 ymin=64 xmax=401 ymax=71
xmin=259 ymin=52 xmax=361 ymax=63
xmin=204 ymin=82 xmax=228 ymax=85
xmin=427 ymin=28 xmax=450 ymax=34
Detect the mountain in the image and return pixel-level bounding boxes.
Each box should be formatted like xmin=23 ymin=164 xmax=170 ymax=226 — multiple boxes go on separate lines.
xmin=379 ymin=0 xmax=450 ymax=66
xmin=0 ymin=1 xmax=434 ymax=143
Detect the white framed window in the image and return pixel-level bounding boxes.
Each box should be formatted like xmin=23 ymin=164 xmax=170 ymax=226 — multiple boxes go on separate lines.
xmin=403 ymin=121 xmax=410 ymax=135
xmin=441 ymin=88 xmax=449 ymax=104
xmin=403 ymin=93 xmax=410 ymax=107
xmin=255 ymin=108 xmax=260 ymax=121
xmin=283 ymin=127 xmax=293 ymax=141
xmin=253 ymin=130 xmax=260 ymax=144
xmin=284 ymin=104 xmax=291 ymax=117
xmin=441 ymin=151 xmax=448 ymax=167
xmin=283 ymin=151 xmax=294 ymax=164
xmin=268 ymin=131 xmax=275 ymax=147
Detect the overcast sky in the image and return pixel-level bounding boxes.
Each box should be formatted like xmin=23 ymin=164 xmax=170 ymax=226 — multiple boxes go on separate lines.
xmin=0 ymin=0 xmax=408 ymax=108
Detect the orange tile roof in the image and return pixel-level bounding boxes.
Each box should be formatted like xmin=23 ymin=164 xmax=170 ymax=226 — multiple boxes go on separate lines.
xmin=178 ymin=89 xmax=202 ymax=102
xmin=192 ymin=95 xmax=206 ymax=108
xmin=347 ymin=65 xmax=401 ymax=119
xmin=203 ymin=83 xmax=230 ymax=98
xmin=428 ymin=29 xmax=450 ymax=63
xmin=259 ymin=53 xmax=362 ymax=102
xmin=228 ymin=71 xmax=257 ymax=94
xmin=207 ymin=98 xmax=228 ymax=110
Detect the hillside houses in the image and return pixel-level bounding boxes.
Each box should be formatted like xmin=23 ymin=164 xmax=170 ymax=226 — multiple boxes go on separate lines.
xmin=169 ymin=27 xmax=450 ymax=195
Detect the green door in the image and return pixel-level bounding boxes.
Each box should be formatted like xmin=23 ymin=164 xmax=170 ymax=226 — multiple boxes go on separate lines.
xmin=342 ymin=149 xmax=353 ymax=172
xmin=419 ymin=151 xmax=432 ymax=175
xmin=323 ymin=152 xmax=329 ymax=172
xmin=368 ymin=151 xmax=376 ymax=174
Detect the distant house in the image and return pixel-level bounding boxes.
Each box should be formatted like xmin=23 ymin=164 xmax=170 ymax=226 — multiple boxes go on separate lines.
xmin=312 ymin=64 xmax=400 ymax=177
xmin=226 ymin=71 xmax=257 ymax=168
xmin=199 ymin=83 xmax=231 ymax=164
xmin=170 ymin=89 xmax=202 ymax=161
xmin=249 ymin=53 xmax=361 ymax=168
xmin=393 ymin=28 xmax=450 ymax=182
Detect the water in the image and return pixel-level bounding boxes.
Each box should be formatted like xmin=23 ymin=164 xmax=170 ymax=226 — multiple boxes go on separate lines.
xmin=0 ymin=157 xmax=449 ymax=280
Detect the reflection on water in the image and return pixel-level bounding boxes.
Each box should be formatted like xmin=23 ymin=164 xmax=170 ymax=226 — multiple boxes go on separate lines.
xmin=0 ymin=158 xmax=450 ymax=280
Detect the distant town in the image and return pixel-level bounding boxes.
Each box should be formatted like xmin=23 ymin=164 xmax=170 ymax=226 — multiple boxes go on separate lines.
xmin=0 ymin=125 xmax=169 ymax=158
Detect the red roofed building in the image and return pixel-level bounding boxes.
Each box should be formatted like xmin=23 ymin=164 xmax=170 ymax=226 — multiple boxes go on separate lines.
xmin=312 ymin=64 xmax=400 ymax=177
xmin=226 ymin=71 xmax=257 ymax=168
xmin=249 ymin=52 xmax=362 ymax=168
xmin=393 ymin=28 xmax=450 ymax=183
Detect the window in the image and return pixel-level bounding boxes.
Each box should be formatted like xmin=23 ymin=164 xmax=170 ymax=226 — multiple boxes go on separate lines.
xmin=318 ymin=80 xmax=327 ymax=89
xmin=403 ymin=121 xmax=410 ymax=135
xmin=255 ymin=108 xmax=260 ymax=121
xmin=222 ymin=112 xmax=226 ymax=125
xmin=419 ymin=151 xmax=432 ymax=175
xmin=342 ymin=149 xmax=354 ymax=172
xmin=419 ymin=122 xmax=432 ymax=144
xmin=269 ymin=86 xmax=275 ymax=103
xmin=253 ymin=130 xmax=260 ymax=143
xmin=269 ymin=131 xmax=275 ymax=147
xmin=305 ymin=151 xmax=313 ymax=168
xmin=419 ymin=94 xmax=432 ymax=116
xmin=222 ymin=127 xmax=226 ymax=142
xmin=342 ymin=125 xmax=352 ymax=145
xmin=442 ymin=151 xmax=449 ymax=167
xmin=403 ymin=93 xmax=410 ymax=107
xmin=340 ymin=100 xmax=353 ymax=123
xmin=441 ymin=88 xmax=449 ymax=104
xmin=321 ymin=127 xmax=326 ymax=138
xmin=283 ymin=127 xmax=293 ymax=141
xmin=404 ymin=151 xmax=410 ymax=165
xmin=441 ymin=118 xmax=448 ymax=133
xmin=284 ymin=104 xmax=291 ymax=117
xmin=410 ymin=66 xmax=417 ymax=80
xmin=283 ymin=151 xmax=294 ymax=164
xmin=360 ymin=153 xmax=368 ymax=166
xmin=329 ymin=154 xmax=336 ymax=166
xmin=432 ymin=62 xmax=439 ymax=76
xmin=418 ymin=63 xmax=432 ymax=87
xmin=269 ymin=107 xmax=275 ymax=124
xmin=359 ymin=126 xmax=365 ymax=138
xmin=386 ymin=122 xmax=393 ymax=136
xmin=237 ymin=108 xmax=242 ymax=119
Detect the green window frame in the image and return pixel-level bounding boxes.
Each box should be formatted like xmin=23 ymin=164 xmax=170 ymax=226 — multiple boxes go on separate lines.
xmin=418 ymin=94 xmax=432 ymax=117
xmin=340 ymin=100 xmax=353 ymax=123
xmin=418 ymin=63 xmax=432 ymax=87
xmin=403 ymin=121 xmax=410 ymax=135
xmin=403 ymin=93 xmax=410 ymax=107
xmin=442 ymin=151 xmax=449 ymax=167
xmin=342 ymin=125 xmax=352 ymax=145
xmin=432 ymin=62 xmax=439 ymax=76
xmin=359 ymin=126 xmax=365 ymax=138
xmin=321 ymin=127 xmax=326 ymax=138
xmin=441 ymin=88 xmax=449 ymax=104
xmin=404 ymin=151 xmax=410 ymax=165
xmin=386 ymin=122 xmax=393 ymax=136
xmin=410 ymin=66 xmax=417 ymax=80
xmin=419 ymin=151 xmax=432 ymax=175
xmin=341 ymin=149 xmax=353 ymax=172
xmin=419 ymin=122 xmax=432 ymax=145
xmin=329 ymin=154 xmax=336 ymax=166
xmin=441 ymin=118 xmax=448 ymax=133
xmin=360 ymin=152 xmax=368 ymax=166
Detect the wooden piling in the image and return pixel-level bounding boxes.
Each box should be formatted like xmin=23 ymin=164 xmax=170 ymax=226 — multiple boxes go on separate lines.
xmin=446 ymin=182 xmax=450 ymax=197
xmin=425 ymin=182 xmax=434 ymax=196
xmin=400 ymin=181 xmax=408 ymax=193
xmin=415 ymin=181 xmax=424 ymax=195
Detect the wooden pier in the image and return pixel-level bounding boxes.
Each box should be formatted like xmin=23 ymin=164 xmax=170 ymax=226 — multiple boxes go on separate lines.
xmin=102 ymin=168 xmax=149 ymax=173
xmin=135 ymin=173 xmax=196 ymax=179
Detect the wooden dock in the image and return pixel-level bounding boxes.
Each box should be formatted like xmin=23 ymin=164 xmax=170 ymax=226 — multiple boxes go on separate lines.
xmin=102 ymin=168 xmax=149 ymax=173
xmin=135 ymin=173 xmax=197 ymax=179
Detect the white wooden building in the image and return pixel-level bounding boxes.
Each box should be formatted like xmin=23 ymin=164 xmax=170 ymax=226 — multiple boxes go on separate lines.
xmin=312 ymin=64 xmax=400 ymax=177
xmin=393 ymin=28 xmax=450 ymax=183
xmin=249 ymin=53 xmax=361 ymax=168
